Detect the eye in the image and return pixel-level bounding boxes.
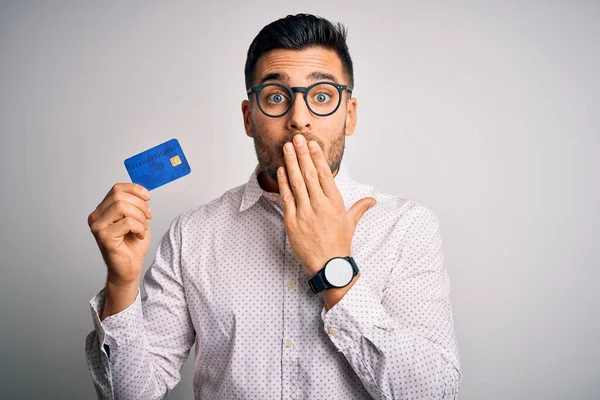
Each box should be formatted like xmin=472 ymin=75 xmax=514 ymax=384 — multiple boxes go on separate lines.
xmin=314 ymin=92 xmax=331 ymax=103
xmin=268 ymin=93 xmax=288 ymax=104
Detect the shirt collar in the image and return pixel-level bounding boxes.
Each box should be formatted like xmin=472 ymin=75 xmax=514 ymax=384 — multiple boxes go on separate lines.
xmin=239 ymin=162 xmax=354 ymax=212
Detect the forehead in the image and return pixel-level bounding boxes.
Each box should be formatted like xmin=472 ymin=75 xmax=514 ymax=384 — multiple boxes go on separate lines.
xmin=254 ymin=47 xmax=345 ymax=85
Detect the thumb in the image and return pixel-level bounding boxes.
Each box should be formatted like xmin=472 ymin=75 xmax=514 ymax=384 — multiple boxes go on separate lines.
xmin=348 ymin=196 xmax=377 ymax=226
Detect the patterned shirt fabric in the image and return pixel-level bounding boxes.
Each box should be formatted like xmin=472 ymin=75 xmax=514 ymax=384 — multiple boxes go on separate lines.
xmin=85 ymin=162 xmax=462 ymax=399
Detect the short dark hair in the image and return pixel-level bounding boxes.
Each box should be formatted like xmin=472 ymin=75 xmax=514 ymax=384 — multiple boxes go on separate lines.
xmin=244 ymin=13 xmax=354 ymax=91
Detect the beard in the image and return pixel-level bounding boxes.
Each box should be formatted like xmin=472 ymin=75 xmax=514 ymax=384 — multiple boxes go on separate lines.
xmin=251 ymin=123 xmax=346 ymax=183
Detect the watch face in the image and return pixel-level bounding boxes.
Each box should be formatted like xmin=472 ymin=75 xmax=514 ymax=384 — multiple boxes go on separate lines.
xmin=324 ymin=258 xmax=354 ymax=287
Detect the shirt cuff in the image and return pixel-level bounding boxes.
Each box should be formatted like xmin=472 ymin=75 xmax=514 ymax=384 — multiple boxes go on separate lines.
xmin=321 ymin=276 xmax=396 ymax=347
xmin=90 ymin=287 xmax=143 ymax=348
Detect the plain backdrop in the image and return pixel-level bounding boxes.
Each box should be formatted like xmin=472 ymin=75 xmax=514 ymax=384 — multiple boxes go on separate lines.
xmin=0 ymin=1 xmax=598 ymax=399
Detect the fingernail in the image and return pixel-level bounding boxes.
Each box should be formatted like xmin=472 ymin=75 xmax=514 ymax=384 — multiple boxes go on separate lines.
xmin=309 ymin=141 xmax=319 ymax=152
xmin=294 ymin=135 xmax=305 ymax=145
xmin=148 ymin=207 xmax=153 ymax=217
xmin=284 ymin=142 xmax=294 ymax=153
xmin=144 ymin=189 xmax=151 ymax=199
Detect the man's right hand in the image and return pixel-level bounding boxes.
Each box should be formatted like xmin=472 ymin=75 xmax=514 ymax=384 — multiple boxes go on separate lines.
xmin=88 ymin=183 xmax=153 ymax=319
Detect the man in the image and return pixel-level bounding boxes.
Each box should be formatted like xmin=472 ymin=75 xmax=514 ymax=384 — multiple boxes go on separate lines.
xmin=86 ymin=13 xmax=461 ymax=399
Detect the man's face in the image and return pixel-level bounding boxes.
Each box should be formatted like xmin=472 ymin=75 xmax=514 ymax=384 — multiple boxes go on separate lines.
xmin=242 ymin=47 xmax=357 ymax=185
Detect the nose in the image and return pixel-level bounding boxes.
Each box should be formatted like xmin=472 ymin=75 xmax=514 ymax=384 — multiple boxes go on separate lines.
xmin=286 ymin=91 xmax=312 ymax=131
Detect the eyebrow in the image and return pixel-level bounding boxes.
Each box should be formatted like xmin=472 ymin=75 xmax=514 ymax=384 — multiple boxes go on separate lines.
xmin=257 ymin=71 xmax=338 ymax=86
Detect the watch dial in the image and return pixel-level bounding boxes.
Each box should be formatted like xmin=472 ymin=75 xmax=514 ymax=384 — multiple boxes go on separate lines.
xmin=324 ymin=258 xmax=353 ymax=287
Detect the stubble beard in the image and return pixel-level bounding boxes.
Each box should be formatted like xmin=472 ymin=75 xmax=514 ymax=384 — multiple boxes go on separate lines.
xmin=251 ymin=124 xmax=346 ymax=183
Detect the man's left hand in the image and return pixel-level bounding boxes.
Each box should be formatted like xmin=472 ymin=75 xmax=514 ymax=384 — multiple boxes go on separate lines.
xmin=277 ymin=134 xmax=377 ymax=277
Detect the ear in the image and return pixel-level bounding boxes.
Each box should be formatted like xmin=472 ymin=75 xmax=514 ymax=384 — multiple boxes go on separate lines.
xmin=344 ymin=96 xmax=358 ymax=137
xmin=242 ymin=99 xmax=253 ymax=138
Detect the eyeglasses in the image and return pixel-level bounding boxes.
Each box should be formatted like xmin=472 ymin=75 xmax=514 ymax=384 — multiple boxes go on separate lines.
xmin=246 ymin=81 xmax=353 ymax=118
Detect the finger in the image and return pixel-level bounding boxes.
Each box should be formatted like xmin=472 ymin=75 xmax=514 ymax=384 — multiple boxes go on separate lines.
xmin=348 ymin=197 xmax=378 ymax=227
xmin=90 ymin=191 xmax=152 ymax=227
xmin=283 ymin=140 xmax=310 ymax=208
xmin=102 ymin=217 xmax=147 ymax=242
xmin=103 ymin=183 xmax=151 ymax=203
xmin=307 ymin=140 xmax=342 ymax=202
xmin=90 ymin=200 xmax=150 ymax=234
xmin=292 ymin=134 xmax=326 ymax=202
xmin=277 ymin=165 xmax=297 ymax=221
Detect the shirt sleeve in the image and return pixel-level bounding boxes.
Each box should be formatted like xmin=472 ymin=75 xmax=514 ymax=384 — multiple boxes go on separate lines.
xmin=85 ymin=215 xmax=196 ymax=400
xmin=321 ymin=204 xmax=462 ymax=399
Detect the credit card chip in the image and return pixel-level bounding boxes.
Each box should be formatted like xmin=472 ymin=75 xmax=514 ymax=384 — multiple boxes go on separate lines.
xmin=170 ymin=155 xmax=182 ymax=167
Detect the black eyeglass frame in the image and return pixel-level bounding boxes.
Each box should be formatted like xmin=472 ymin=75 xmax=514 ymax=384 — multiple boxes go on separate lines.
xmin=246 ymin=81 xmax=353 ymax=118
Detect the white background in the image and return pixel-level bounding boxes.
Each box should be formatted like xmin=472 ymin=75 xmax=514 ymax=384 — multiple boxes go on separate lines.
xmin=0 ymin=1 xmax=598 ymax=398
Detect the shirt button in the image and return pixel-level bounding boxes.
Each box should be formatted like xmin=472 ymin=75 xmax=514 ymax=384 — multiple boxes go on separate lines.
xmin=265 ymin=192 xmax=279 ymax=202
xmin=285 ymin=339 xmax=295 ymax=348
xmin=287 ymin=281 xmax=297 ymax=289
xmin=363 ymin=376 xmax=371 ymax=383
xmin=328 ymin=327 xmax=338 ymax=335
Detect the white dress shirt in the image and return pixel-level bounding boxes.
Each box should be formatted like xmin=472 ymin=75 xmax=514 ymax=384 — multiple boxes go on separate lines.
xmin=85 ymin=162 xmax=461 ymax=399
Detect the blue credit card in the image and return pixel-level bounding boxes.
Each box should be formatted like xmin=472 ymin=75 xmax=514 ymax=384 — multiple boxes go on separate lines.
xmin=124 ymin=138 xmax=191 ymax=191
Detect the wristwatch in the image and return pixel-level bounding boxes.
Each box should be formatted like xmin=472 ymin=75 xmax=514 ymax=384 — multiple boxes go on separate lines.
xmin=308 ymin=256 xmax=359 ymax=294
